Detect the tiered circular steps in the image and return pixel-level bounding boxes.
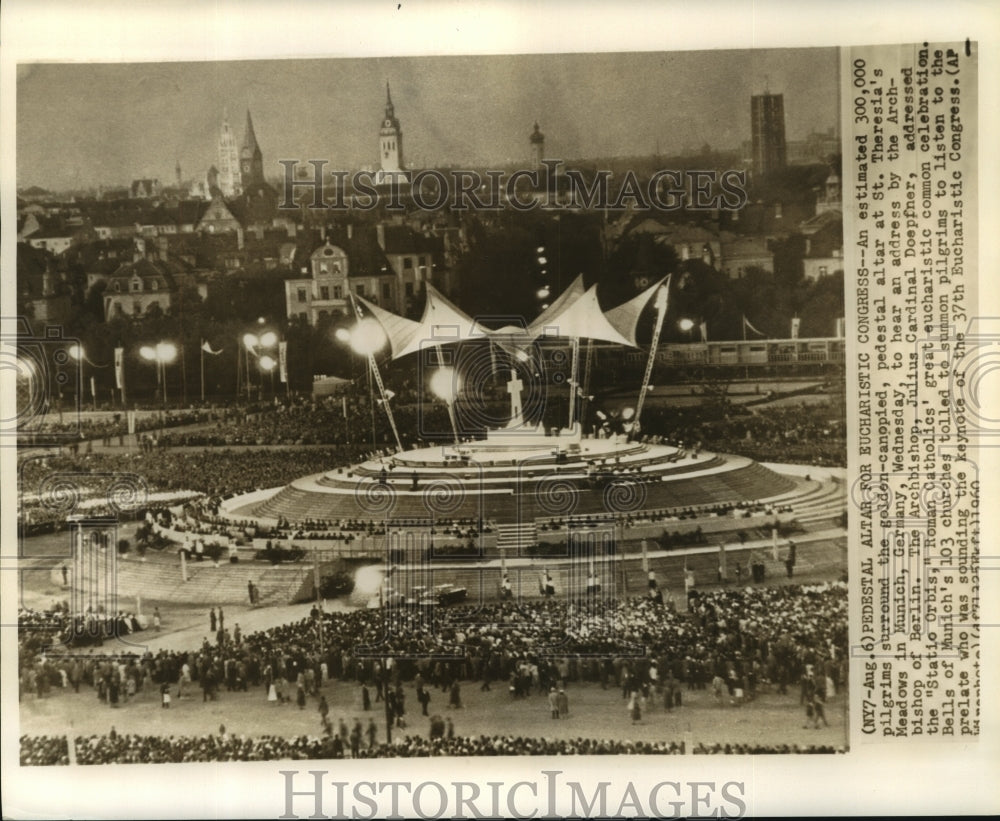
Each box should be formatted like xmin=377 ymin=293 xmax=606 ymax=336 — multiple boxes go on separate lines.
xmin=235 ymin=441 xmax=799 ymax=527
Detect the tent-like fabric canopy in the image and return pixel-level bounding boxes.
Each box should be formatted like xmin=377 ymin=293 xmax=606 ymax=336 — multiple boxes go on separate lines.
xmin=353 ymin=293 xmax=423 ymax=359
xmin=391 ymin=283 xmax=493 ymax=360
xmin=528 ymin=283 xmax=636 ymax=346
xmin=358 ymin=275 xmax=668 ymax=360
xmin=604 ymin=275 xmax=671 ymax=346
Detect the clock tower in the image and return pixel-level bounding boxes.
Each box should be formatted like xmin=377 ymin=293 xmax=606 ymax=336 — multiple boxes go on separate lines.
xmin=240 ymin=109 xmax=264 ymax=188
xmin=378 ymin=82 xmax=404 ymax=175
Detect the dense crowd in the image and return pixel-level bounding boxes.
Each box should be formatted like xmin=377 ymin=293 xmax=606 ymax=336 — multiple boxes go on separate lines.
xmin=639 ymin=402 xmax=845 ymax=467
xmin=137 ymin=396 xmax=846 ymax=468
xmin=17 ymin=448 xmax=351 ymax=533
xmin=19 ymin=731 xmax=844 ymax=764
xmin=154 ymin=391 xmax=457 ymax=449
xmin=18 ymin=408 xmax=221 ymax=448
xmin=19 ymin=582 xmax=847 ymax=718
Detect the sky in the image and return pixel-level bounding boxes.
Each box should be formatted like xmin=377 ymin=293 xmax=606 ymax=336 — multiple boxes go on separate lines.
xmin=17 ymin=48 xmax=838 ymax=191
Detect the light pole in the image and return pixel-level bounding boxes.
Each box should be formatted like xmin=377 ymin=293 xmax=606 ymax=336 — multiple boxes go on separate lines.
xmin=139 ymin=342 xmax=177 ymax=406
xmin=67 ymin=344 xmax=85 ymax=410
xmin=430 ymin=367 xmax=461 ymax=445
xmin=243 ymin=329 xmax=278 ymax=402
xmin=69 ymin=344 xmax=112 ymax=411
xmin=337 ymin=314 xmax=403 ymax=452
xmin=259 ymin=354 xmax=277 ymax=399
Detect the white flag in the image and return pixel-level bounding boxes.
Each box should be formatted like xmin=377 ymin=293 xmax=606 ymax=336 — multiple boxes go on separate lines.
xmin=201 ymin=340 xmax=223 ymax=355
xmin=278 ymin=341 xmax=288 ymax=383
xmin=790 ymin=317 xmax=800 ymax=339
xmin=114 ymin=347 xmax=124 ymax=389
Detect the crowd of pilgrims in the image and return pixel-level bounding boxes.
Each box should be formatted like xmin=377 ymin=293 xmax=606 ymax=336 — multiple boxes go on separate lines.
xmin=19 ymin=582 xmax=847 ymax=760
xmin=23 ymin=378 xmax=843 ymax=466
xmin=20 ymin=731 xmax=843 ymax=765
xmin=17 ymin=447 xmax=350 ymax=533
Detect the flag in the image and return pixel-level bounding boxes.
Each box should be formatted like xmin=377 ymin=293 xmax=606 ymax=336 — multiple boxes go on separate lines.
xmin=201 ymin=340 xmax=223 ymax=355
xmin=127 ymin=411 xmax=136 ymax=435
xmin=90 ymin=376 xmax=96 ymax=399
xmin=835 ymin=317 xmax=846 ymax=338
xmin=278 ymin=341 xmax=288 ymax=383
xmin=114 ymin=347 xmax=124 ymax=389
xmin=698 ymin=321 xmax=708 ymax=342
xmin=790 ymin=317 xmax=800 ymax=339
xmin=342 ymin=396 xmax=348 ymax=418
xmin=742 ymin=315 xmax=765 ymax=338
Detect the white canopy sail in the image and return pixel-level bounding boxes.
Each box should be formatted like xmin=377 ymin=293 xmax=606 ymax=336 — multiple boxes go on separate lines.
xmin=604 ymin=275 xmax=671 ymax=346
xmin=352 ymin=293 xmax=423 ymax=359
xmin=391 ymin=283 xmax=493 ymax=360
xmin=528 ymin=283 xmax=636 ymax=347
xmin=357 ymin=275 xmax=658 ymax=360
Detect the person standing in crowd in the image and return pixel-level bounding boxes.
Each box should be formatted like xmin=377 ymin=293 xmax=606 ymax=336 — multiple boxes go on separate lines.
xmin=417 ymin=680 xmax=430 ymax=716
xmin=548 ymin=687 xmax=559 ymax=719
xmin=350 ymin=719 xmax=362 ymax=758
xmin=178 ymin=661 xmax=192 ymax=699
xmin=153 ymin=607 xmax=161 ymax=632
xmin=446 ymin=717 xmax=455 ymax=739
xmin=557 ymin=689 xmax=569 ymax=719
xmin=808 ymin=694 xmax=829 ymax=729
xmin=628 ymin=691 xmax=641 ymax=725
xmin=210 ymin=608 xmax=217 ymax=633
xmin=785 ymin=541 xmax=796 ymax=578
xmin=366 ymin=717 xmax=377 ymax=749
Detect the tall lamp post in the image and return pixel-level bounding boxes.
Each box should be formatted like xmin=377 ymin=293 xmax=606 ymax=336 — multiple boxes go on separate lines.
xmin=337 ymin=315 xmax=403 ymax=452
xmin=243 ymin=329 xmax=278 ymax=401
xmin=68 ymin=343 xmax=111 ymax=411
xmin=67 ymin=344 xmax=88 ymax=410
xmin=259 ymin=354 xmax=277 ymax=399
xmin=139 ymin=342 xmax=177 ymax=406
xmin=430 ymin=367 xmax=461 ymax=445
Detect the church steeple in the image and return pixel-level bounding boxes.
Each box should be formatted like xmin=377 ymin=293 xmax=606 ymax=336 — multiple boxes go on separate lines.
xmin=378 ymin=81 xmax=404 ymax=174
xmin=529 ymin=122 xmax=545 ymax=169
xmin=240 ymin=108 xmax=264 ymax=188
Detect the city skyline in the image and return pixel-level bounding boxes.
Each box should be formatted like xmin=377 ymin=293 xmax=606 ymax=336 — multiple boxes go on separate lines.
xmin=17 ymin=48 xmax=838 ymax=192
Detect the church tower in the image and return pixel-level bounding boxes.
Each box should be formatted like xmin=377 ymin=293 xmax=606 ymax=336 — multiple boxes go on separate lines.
xmin=240 ymin=109 xmax=264 ymax=188
xmin=529 ymin=122 xmax=545 ymax=169
xmin=378 ymin=82 xmax=404 ymax=175
xmin=217 ymin=111 xmax=241 ymax=197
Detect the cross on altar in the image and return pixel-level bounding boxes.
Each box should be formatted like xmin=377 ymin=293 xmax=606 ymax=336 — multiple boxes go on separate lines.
xmin=506 ymin=369 xmax=525 ymax=427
